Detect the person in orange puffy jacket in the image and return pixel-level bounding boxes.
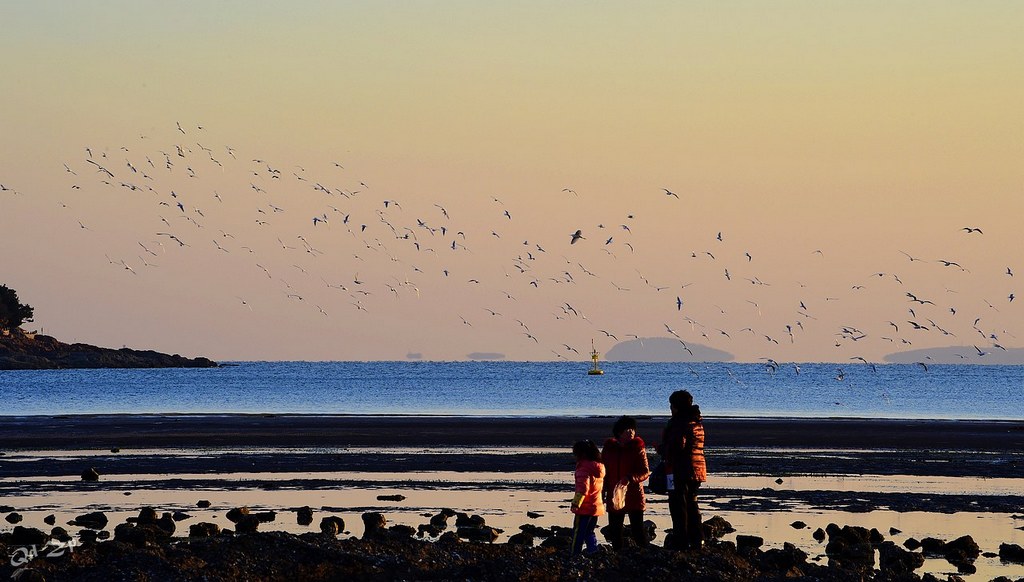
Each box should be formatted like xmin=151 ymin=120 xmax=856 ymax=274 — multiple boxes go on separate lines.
xmin=658 ymin=390 xmax=707 ymax=551
xmin=601 ymin=415 xmax=651 ymax=549
xmin=569 ymin=439 xmax=605 ymax=556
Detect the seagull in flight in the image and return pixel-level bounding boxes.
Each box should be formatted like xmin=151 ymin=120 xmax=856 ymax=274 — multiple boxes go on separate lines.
xmin=662 ymin=188 xmax=679 ymax=198
xmin=570 ymin=230 xmax=584 ymax=244
xmin=961 ymin=227 xmax=983 ymax=234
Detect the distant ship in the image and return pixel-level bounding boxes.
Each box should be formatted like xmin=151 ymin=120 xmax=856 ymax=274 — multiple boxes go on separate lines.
xmin=588 ymin=340 xmax=604 ymax=375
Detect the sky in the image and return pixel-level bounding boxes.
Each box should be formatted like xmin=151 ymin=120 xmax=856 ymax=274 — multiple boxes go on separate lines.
xmin=1 ymin=2 xmax=1021 ymax=362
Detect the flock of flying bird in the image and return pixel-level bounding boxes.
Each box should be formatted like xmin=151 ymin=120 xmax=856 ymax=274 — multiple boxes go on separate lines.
xmin=7 ymin=123 xmax=1021 ymax=377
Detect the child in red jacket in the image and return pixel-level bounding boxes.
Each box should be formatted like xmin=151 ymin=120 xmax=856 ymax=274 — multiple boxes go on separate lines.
xmin=570 ymin=439 xmax=606 ymax=556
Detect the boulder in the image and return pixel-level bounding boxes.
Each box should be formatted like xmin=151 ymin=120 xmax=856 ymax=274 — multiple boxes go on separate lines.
xmin=376 ymin=494 xmax=406 ymax=502
xmin=320 ymin=516 xmax=345 ymax=536
xmin=526 ymin=511 xmax=542 ymax=519
xmin=70 ymin=511 xmax=108 ymax=530
xmin=389 ymin=524 xmax=416 ymax=538
xmin=50 ymin=527 xmax=72 ymax=543
xmin=429 ymin=512 xmax=450 ymax=530
xmin=189 ymin=522 xmax=221 ymax=537
xmin=11 ymin=526 xmax=49 ymax=546
xmin=81 ymin=468 xmax=100 ymax=481
xmin=225 ymin=507 xmax=250 ymax=523
xmin=43 ymin=514 xmax=56 ymax=526
xmin=812 ymin=528 xmax=826 ymax=542
xmin=760 ymin=542 xmax=808 ymax=573
xmin=999 ymin=543 xmax=1024 ymax=564
xmin=943 ymin=535 xmax=980 ymax=565
xmin=455 ymin=513 xmax=486 ymax=528
xmin=196 ymin=500 xmax=212 ymax=508
xmin=457 ymin=526 xmax=500 ymax=543
xmin=296 ymin=506 xmax=314 ymax=526
xmin=507 ymin=532 xmax=534 ymax=546
xmin=78 ymin=529 xmax=99 ymax=544
xmin=437 ymin=531 xmax=461 ymax=546
xmin=878 ymin=541 xmax=925 ymax=574
xmin=702 ymin=516 xmax=734 ymax=540
xmin=790 ymin=520 xmax=807 ymax=529
xmin=235 ymin=515 xmax=262 ymax=533
xmin=920 ymin=537 xmax=946 ymax=556
xmin=736 ymin=535 xmax=764 ymax=552
xmin=904 ymin=537 xmax=922 ymax=551
xmin=825 ymin=525 xmax=875 ymax=570
xmin=361 ymin=512 xmax=387 ymax=539
xmin=171 ymin=511 xmax=192 ymax=522
xmin=113 ymin=522 xmax=170 ymax=547
xmin=417 ymin=523 xmax=444 ymax=538
xmin=5 ymin=512 xmax=23 ymax=524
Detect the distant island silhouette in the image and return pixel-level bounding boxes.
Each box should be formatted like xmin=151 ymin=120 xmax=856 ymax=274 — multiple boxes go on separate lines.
xmin=605 ymin=337 xmax=734 ymax=362
xmin=467 ymin=352 xmax=505 ymax=360
xmin=884 ymin=346 xmax=1024 ymax=365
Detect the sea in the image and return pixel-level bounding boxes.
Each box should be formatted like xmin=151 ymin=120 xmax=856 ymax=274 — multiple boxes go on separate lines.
xmin=0 ymin=362 xmax=1021 ymax=419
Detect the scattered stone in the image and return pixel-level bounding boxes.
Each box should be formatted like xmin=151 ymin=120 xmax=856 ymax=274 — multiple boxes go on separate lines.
xmin=78 ymin=529 xmax=98 ymax=544
xmin=10 ymin=526 xmax=48 ymax=546
xmin=943 ymin=534 xmax=980 ymax=566
xmin=507 ymin=532 xmax=534 ymax=546
xmin=526 ymin=511 xmax=542 ymax=519
xmin=226 ymin=507 xmax=250 ymax=523
xmin=455 ymin=513 xmax=486 ymax=528
xmin=0 ymin=505 xmax=11 ymax=512
xmin=790 ymin=520 xmax=807 ymax=529
xmin=319 ymin=516 xmax=345 ymax=536
xmin=70 ymin=511 xmax=108 ymax=530
xmin=702 ymin=516 xmax=735 ymax=540
xmin=812 ymin=528 xmax=826 ymax=542
xmin=114 ymin=522 xmax=171 ymax=547
xmin=825 ymin=524 xmax=875 ymax=570
xmin=429 ymin=512 xmax=450 ymax=530
xmin=417 ymin=523 xmax=443 ymax=538
xmin=235 ymin=515 xmax=262 ymax=533
xmin=377 ymin=494 xmax=406 ymax=502
xmin=43 ymin=514 xmax=56 ymax=526
xmin=189 ymin=522 xmax=221 ymax=537
xmin=50 ymin=527 xmax=72 ymax=543
xmin=297 ymin=506 xmax=314 ymax=526
xmin=775 ymin=478 xmax=784 ymax=484
xmin=110 ymin=447 xmax=120 ymax=453
xmin=919 ymin=536 xmax=945 ymax=556
xmin=999 ymin=542 xmax=1024 ymax=563
xmin=5 ymin=512 xmax=23 ymax=524
xmin=172 ymin=511 xmax=192 ymax=522
xmin=97 ymin=530 xmax=110 ymax=540
xmin=81 ymin=467 xmax=100 ymax=481
xmin=362 ymin=512 xmax=387 ymax=539
xmin=736 ymin=534 xmax=764 ymax=552
xmin=759 ymin=542 xmax=808 ymax=573
xmin=389 ymin=524 xmax=416 ymax=538
xmin=903 ymin=537 xmax=921 ymax=551
xmin=868 ymin=528 xmax=884 ymax=544
xmin=196 ymin=500 xmax=212 ymax=508
xmin=889 ymin=527 xmax=902 ymax=535
xmin=437 ymin=531 xmax=461 ymax=546
xmin=878 ymin=541 xmax=925 ymax=574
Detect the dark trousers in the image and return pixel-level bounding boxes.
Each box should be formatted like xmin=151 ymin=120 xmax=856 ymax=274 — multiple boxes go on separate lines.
xmin=607 ymin=509 xmax=646 ymax=549
xmin=570 ymin=514 xmax=599 ymax=556
xmin=667 ymin=480 xmax=702 ymax=549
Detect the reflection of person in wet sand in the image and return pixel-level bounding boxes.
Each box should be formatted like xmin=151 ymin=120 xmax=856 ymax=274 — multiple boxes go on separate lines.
xmin=601 ymin=415 xmax=651 ymax=549
xmin=569 ymin=439 xmax=606 ymax=556
xmin=658 ymin=390 xmax=707 ymax=550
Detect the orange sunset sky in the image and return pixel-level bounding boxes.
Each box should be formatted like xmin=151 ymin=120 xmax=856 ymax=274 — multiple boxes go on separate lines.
xmin=1 ymin=2 xmax=1021 ymax=362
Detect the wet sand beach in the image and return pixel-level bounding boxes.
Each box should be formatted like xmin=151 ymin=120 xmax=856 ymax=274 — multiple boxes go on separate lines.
xmin=2 ymin=415 xmax=1023 ymax=580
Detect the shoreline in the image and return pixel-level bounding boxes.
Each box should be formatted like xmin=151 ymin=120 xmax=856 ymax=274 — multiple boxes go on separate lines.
xmin=1 ymin=414 xmax=1021 ymax=452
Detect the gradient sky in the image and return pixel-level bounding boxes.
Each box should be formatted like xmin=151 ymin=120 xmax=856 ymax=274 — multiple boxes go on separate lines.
xmin=1 ymin=2 xmax=1021 ymax=362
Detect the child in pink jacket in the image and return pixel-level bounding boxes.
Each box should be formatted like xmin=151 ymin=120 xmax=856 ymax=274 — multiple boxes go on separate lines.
xmin=570 ymin=439 xmax=606 ymax=556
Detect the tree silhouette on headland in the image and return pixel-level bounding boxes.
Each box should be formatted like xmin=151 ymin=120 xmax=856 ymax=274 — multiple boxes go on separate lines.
xmin=0 ymin=284 xmax=34 ymax=332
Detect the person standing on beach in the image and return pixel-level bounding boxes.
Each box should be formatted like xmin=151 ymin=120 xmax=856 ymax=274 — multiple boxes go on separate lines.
xmin=658 ymin=390 xmax=707 ymax=550
xmin=601 ymin=415 xmax=651 ymax=550
xmin=569 ymin=439 xmax=606 ymax=556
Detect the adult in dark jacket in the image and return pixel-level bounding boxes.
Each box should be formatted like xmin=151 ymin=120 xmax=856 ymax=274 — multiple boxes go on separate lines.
xmin=601 ymin=415 xmax=651 ymax=549
xmin=658 ymin=390 xmax=707 ymax=550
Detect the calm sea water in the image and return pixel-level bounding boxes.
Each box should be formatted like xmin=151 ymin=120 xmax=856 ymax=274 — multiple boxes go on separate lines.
xmin=1 ymin=362 xmax=1022 ymax=419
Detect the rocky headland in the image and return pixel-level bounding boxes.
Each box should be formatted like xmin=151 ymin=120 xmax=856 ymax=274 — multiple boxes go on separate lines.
xmin=0 ymin=332 xmax=217 ymax=370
